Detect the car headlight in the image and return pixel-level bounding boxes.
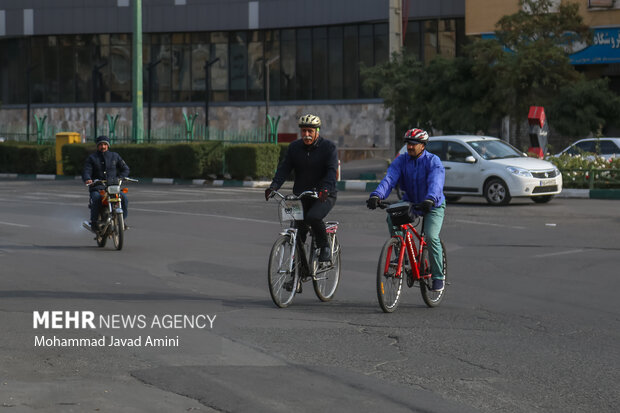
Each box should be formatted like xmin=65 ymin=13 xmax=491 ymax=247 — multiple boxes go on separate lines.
xmin=506 ymin=166 xmax=533 ymax=178
xmin=554 ymin=168 xmax=560 ymax=177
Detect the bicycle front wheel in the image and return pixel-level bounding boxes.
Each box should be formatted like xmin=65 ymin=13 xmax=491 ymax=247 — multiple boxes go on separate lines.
xmin=313 ymin=235 xmax=341 ymax=302
xmin=420 ymin=240 xmax=447 ymax=308
xmin=376 ymin=237 xmax=404 ymax=313
xmin=268 ymin=235 xmax=299 ymax=308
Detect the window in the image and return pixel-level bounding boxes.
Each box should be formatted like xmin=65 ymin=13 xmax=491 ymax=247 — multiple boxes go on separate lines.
xmin=423 ymin=20 xmax=438 ymax=64
xmin=297 ymin=28 xmax=312 ymax=99
xmin=359 ymin=24 xmax=374 ymax=98
xmin=280 ymin=29 xmax=296 ymax=100
xmin=426 ymin=141 xmax=447 ymax=161
xmin=247 ymin=31 xmax=264 ymax=101
xmin=403 ymin=21 xmax=421 ymax=59
xmin=343 ymin=25 xmax=359 ymax=99
xmin=328 ymin=26 xmax=343 ymax=99
xmin=229 ymin=31 xmax=247 ymax=101
xmin=210 ymin=32 xmax=229 ymax=102
xmin=264 ymin=30 xmax=281 ymax=101
xmin=311 ymin=27 xmax=327 ymax=99
xmin=600 ymin=140 xmax=620 ymax=155
xmin=446 ymin=142 xmax=472 ymax=163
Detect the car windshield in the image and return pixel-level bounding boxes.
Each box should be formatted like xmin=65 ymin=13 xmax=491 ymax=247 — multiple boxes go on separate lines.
xmin=468 ymin=140 xmax=524 ymax=160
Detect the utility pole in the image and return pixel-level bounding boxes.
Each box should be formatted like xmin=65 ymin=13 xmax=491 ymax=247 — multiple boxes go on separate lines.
xmin=389 ymin=0 xmax=403 ymax=57
xmin=132 ymin=0 xmax=144 ymax=143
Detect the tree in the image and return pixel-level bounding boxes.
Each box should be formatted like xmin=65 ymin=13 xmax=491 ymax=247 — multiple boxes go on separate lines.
xmin=547 ymin=76 xmax=620 ymax=138
xmin=362 ymin=0 xmax=619 ymax=146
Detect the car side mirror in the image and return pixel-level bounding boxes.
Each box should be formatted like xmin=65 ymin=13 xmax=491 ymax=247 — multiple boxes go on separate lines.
xmin=465 ymin=155 xmax=476 ymax=163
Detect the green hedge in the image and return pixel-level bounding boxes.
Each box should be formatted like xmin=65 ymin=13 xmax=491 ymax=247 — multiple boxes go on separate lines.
xmin=3 ymin=141 xmax=303 ymax=181
xmin=225 ymin=143 xmax=280 ymax=179
xmin=0 ymin=142 xmax=55 ymax=174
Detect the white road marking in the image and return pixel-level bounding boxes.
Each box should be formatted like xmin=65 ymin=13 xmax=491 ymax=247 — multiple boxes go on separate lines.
xmin=453 ymin=219 xmax=526 ymax=230
xmin=132 ymin=207 xmax=277 ymax=225
xmin=0 ymin=220 xmax=30 ymax=228
xmin=534 ymin=249 xmax=584 ymax=258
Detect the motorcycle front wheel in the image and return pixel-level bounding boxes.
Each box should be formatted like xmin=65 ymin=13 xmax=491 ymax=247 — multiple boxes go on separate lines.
xmin=112 ymin=214 xmax=124 ymax=250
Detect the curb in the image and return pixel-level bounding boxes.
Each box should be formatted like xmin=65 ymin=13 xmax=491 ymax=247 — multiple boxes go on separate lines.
xmin=1 ymin=173 xmax=618 ymax=198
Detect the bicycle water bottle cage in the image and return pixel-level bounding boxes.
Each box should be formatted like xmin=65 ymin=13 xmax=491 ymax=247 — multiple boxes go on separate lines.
xmin=386 ymin=202 xmax=415 ymax=226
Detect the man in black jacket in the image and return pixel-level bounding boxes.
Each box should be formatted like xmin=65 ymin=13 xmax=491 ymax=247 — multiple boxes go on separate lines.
xmin=265 ymin=114 xmax=338 ymax=262
xmin=82 ymin=136 xmax=130 ymax=231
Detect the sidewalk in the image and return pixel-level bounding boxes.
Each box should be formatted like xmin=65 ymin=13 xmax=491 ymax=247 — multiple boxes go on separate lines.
xmin=2 ymin=172 xmax=619 ymax=199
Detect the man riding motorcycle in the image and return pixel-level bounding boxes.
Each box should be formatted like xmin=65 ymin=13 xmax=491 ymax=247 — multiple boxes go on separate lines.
xmin=82 ymin=135 xmax=130 ymax=231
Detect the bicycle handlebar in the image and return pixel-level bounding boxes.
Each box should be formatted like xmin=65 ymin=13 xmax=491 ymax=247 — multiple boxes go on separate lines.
xmin=269 ymin=189 xmax=318 ymax=201
xmin=377 ymin=200 xmax=423 ymax=210
xmin=86 ymin=177 xmax=138 ymax=187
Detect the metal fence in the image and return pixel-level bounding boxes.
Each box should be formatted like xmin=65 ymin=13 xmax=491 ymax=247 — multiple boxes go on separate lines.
xmin=562 ymin=168 xmax=620 ymax=189
xmin=0 ymin=123 xmax=276 ymax=145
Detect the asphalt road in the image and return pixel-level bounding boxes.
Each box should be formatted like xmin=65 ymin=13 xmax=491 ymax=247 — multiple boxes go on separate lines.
xmin=1 ymin=180 xmax=619 ymax=412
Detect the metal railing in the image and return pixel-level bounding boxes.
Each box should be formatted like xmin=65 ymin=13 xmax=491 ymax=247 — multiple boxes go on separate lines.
xmin=561 ymin=168 xmax=620 ymax=189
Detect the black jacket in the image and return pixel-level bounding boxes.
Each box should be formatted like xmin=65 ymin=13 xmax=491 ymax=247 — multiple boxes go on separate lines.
xmin=82 ymin=150 xmax=130 ymax=191
xmin=270 ymin=137 xmax=338 ymax=196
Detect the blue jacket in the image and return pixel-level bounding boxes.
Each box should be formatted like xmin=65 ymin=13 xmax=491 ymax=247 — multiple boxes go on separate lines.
xmin=371 ymin=150 xmax=445 ymax=208
xmin=82 ymin=150 xmax=130 ymax=191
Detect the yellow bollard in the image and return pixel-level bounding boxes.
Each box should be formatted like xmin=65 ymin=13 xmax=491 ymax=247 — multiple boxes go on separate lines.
xmin=55 ymin=132 xmax=81 ymax=175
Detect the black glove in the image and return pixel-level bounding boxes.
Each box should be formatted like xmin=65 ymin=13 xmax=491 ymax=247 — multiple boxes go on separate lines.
xmin=265 ymin=187 xmax=274 ymax=201
xmin=366 ymin=196 xmax=380 ymax=210
xmin=318 ymin=189 xmax=329 ymax=202
xmin=421 ymin=199 xmax=434 ymax=214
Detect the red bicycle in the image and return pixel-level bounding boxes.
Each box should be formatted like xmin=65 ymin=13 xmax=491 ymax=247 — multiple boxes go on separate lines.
xmin=375 ymin=201 xmax=447 ymax=312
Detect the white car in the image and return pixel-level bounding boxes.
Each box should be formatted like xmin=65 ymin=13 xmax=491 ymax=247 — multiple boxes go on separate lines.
xmin=553 ymin=137 xmax=620 ymax=160
xmin=398 ymin=135 xmax=562 ymax=206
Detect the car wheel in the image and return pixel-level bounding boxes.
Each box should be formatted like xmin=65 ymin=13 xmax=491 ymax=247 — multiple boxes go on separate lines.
xmin=531 ymin=195 xmax=554 ymax=204
xmin=484 ymin=178 xmax=511 ymax=206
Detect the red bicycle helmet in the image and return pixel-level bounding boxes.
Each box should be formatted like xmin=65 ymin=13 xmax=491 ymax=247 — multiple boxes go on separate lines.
xmin=404 ymin=128 xmax=429 ymax=144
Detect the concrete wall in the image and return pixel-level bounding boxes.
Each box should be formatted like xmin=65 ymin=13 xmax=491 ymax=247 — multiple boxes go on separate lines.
xmin=0 ymin=101 xmax=394 ymax=155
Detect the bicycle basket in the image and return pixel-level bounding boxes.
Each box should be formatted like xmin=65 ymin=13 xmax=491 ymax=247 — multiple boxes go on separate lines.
xmin=278 ymin=199 xmax=304 ymax=223
xmin=386 ymin=203 xmax=415 ymax=226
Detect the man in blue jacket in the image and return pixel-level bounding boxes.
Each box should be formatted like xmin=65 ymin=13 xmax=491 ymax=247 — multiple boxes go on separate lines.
xmin=366 ymin=128 xmax=446 ymax=291
xmin=265 ymin=114 xmax=338 ymax=262
xmin=82 ymin=136 xmax=130 ymax=231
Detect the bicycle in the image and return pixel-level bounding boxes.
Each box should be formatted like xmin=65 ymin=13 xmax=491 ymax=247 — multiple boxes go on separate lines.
xmin=374 ymin=201 xmax=447 ymax=312
xmin=267 ymin=190 xmax=341 ymax=308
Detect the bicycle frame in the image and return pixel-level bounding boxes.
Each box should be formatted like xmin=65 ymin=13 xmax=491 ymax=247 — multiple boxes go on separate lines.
xmin=384 ymin=220 xmax=430 ymax=281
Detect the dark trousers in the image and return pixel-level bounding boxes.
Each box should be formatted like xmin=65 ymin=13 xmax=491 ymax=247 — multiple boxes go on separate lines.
xmin=90 ymin=191 xmax=128 ymax=223
xmin=300 ymin=196 xmax=336 ymax=248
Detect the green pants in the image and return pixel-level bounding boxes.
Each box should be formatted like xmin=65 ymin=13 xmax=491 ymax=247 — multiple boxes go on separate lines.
xmin=387 ymin=201 xmax=445 ymax=280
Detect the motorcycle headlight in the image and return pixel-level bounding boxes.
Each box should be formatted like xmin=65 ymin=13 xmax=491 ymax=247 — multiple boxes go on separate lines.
xmin=506 ymin=166 xmax=533 ymax=178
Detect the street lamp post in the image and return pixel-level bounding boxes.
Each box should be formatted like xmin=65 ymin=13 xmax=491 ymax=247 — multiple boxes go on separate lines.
xmin=204 ymin=57 xmax=220 ymax=139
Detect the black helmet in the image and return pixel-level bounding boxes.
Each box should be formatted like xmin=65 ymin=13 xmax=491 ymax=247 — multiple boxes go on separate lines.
xmin=95 ymin=135 xmax=111 ymax=146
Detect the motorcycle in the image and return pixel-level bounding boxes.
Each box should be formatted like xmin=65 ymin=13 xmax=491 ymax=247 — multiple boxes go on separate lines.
xmin=82 ymin=177 xmax=138 ymax=250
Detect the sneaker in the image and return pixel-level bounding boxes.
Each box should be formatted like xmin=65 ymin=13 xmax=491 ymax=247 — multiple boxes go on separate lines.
xmin=124 ymin=223 xmax=129 ymax=230
xmin=318 ymin=246 xmax=331 ymax=262
xmin=431 ymin=278 xmax=445 ymax=292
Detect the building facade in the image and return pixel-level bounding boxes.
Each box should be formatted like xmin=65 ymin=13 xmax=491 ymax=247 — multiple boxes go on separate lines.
xmin=0 ymin=0 xmax=466 ymax=153
xmin=466 ymin=0 xmax=620 ymax=96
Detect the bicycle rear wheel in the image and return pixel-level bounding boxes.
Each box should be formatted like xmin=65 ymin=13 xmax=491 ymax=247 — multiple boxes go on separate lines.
xmin=268 ymin=235 xmax=300 ymax=308
xmin=420 ymin=240 xmax=447 ymax=307
xmin=313 ymin=235 xmax=341 ymax=301
xmin=376 ymin=237 xmax=404 ymax=313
